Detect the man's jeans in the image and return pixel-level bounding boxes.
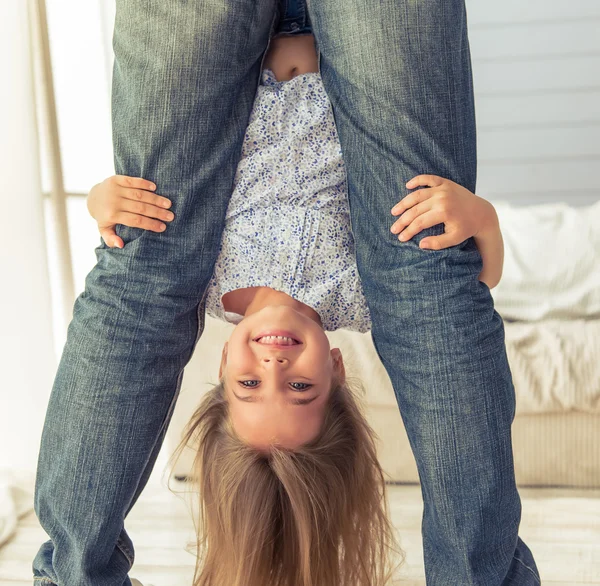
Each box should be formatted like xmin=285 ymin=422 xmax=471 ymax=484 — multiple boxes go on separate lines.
xmin=32 ymin=0 xmax=541 ymax=584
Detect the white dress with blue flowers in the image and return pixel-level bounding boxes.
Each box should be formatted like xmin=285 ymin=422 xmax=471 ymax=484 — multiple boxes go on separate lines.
xmin=204 ymin=67 xmax=371 ymax=332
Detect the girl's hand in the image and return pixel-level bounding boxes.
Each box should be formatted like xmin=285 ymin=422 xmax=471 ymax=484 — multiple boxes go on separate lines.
xmin=86 ymin=175 xmax=173 ymax=248
xmin=390 ymin=174 xmax=494 ymax=249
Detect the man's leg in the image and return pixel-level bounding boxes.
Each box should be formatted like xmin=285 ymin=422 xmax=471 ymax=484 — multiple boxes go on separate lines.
xmin=309 ymin=0 xmax=540 ymax=584
xmin=32 ymin=1 xmax=280 ymax=583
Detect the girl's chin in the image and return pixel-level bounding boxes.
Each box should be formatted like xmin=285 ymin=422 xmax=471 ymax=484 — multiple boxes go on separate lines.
xmin=248 ymin=306 xmax=319 ymax=334
xmin=241 ymin=303 xmax=324 ymax=332
xmin=253 ymin=305 xmax=305 ymax=326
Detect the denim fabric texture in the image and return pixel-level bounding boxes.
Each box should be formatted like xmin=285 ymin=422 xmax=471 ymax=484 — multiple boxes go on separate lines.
xmin=276 ymin=0 xmax=313 ymax=36
xmin=32 ymin=0 xmax=541 ymax=584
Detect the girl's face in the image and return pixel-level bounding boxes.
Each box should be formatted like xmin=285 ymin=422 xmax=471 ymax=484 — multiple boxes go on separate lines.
xmin=219 ymin=304 xmax=345 ymax=451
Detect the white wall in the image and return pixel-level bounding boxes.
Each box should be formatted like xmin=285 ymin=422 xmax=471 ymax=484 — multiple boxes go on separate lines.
xmin=467 ymin=0 xmax=600 ymax=205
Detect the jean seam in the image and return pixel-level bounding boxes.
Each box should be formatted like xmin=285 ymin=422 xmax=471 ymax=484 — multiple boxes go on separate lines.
xmin=513 ymin=553 xmax=541 ymax=584
xmin=33 ymin=579 xmax=56 ymax=585
xmin=116 ymin=535 xmax=134 ymax=566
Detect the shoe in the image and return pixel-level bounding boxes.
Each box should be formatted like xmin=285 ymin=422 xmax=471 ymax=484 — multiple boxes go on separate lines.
xmin=131 ymin=579 xmax=156 ymax=586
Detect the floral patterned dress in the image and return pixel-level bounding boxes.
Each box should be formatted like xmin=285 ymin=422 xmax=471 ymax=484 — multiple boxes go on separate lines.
xmin=204 ymin=67 xmax=371 ymax=332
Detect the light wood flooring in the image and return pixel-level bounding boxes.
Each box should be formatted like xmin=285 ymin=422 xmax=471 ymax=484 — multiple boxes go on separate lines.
xmin=1 ymin=454 xmax=598 ymax=585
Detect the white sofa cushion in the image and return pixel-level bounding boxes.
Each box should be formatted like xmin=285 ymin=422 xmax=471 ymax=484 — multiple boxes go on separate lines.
xmin=490 ymin=200 xmax=600 ymax=321
xmin=328 ymin=318 xmax=600 ymax=416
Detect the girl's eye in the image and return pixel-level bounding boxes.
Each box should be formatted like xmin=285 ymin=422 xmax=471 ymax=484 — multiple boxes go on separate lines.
xmin=290 ymin=382 xmax=312 ymax=390
xmin=240 ymin=380 xmax=260 ymax=388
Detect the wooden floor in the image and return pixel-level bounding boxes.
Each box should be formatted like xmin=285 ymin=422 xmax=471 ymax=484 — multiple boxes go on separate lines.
xmin=1 ymin=455 xmax=599 ymax=586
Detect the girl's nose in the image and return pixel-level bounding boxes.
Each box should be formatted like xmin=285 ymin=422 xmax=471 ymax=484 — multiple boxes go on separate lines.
xmin=262 ymin=356 xmax=289 ymax=366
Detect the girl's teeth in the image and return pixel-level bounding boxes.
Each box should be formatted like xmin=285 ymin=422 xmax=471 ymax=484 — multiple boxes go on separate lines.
xmin=258 ymin=335 xmax=298 ymax=345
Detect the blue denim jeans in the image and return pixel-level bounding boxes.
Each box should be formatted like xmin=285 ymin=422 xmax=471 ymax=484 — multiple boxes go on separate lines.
xmin=32 ymin=0 xmax=541 ymax=584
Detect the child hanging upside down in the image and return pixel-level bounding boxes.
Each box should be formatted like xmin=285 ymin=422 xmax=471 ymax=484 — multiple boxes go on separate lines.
xmin=86 ymin=29 xmax=503 ymax=586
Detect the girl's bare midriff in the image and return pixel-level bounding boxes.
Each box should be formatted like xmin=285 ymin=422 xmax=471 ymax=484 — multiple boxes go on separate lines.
xmin=262 ymin=33 xmax=320 ymax=82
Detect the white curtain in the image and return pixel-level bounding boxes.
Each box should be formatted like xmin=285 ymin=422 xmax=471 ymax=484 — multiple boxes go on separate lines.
xmin=0 ymin=0 xmax=56 ymax=546
xmin=0 ymin=0 xmax=116 ymax=548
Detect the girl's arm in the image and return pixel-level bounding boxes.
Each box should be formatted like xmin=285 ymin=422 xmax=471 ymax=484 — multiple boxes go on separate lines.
xmin=87 ymin=175 xmax=173 ymax=248
xmin=472 ymin=202 xmax=504 ymax=289
xmin=390 ymin=174 xmax=504 ymax=289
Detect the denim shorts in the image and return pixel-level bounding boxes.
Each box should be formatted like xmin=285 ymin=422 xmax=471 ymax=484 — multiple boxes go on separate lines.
xmin=273 ymin=0 xmax=313 ymax=37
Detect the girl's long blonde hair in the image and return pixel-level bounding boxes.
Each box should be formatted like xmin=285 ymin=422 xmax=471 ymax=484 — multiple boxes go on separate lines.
xmin=166 ymin=374 xmax=406 ymax=586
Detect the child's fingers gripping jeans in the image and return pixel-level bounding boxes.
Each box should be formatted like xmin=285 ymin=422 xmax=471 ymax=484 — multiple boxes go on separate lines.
xmin=311 ymin=0 xmax=540 ymax=584
xmin=31 ymin=2 xmax=541 ymax=586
